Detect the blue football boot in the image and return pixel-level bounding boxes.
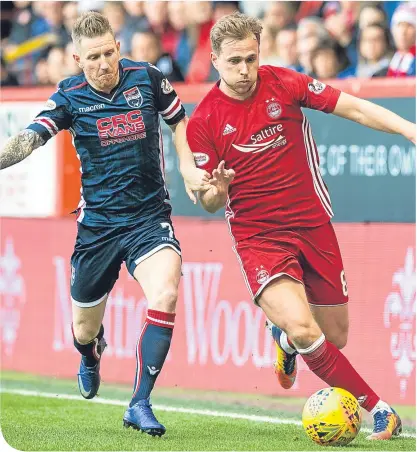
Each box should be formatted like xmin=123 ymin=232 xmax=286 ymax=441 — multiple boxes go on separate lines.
xmin=77 ymin=336 xmax=107 ymax=399
xmin=123 ymin=398 xmax=166 ymax=437
xmin=367 ymin=407 xmax=402 ymax=440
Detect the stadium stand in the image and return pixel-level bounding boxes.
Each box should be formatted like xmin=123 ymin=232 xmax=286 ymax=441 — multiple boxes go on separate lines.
xmin=0 ymin=0 xmax=415 ymax=87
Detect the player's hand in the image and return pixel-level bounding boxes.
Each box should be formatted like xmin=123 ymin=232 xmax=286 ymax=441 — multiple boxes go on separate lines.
xmin=182 ymin=167 xmax=211 ymax=204
xmin=209 ymin=161 xmax=235 ymax=196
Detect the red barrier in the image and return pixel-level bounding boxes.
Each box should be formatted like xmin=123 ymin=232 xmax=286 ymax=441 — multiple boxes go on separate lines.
xmin=0 ymin=218 xmax=415 ymax=405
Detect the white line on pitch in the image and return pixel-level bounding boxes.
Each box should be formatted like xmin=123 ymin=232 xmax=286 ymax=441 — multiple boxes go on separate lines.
xmin=1 ymin=388 xmax=415 ymax=439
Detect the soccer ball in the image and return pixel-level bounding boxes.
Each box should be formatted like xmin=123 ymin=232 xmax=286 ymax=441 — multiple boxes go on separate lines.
xmin=302 ymin=387 xmax=362 ymax=446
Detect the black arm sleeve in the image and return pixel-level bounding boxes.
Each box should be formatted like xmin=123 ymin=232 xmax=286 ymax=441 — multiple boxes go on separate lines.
xmin=146 ymin=64 xmax=186 ymax=126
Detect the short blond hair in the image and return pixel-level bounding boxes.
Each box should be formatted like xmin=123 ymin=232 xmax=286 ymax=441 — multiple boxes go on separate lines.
xmin=210 ymin=12 xmax=263 ymax=55
xmin=71 ymin=11 xmax=114 ymax=48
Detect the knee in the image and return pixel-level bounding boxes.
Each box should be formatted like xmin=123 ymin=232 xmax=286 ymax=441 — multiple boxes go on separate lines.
xmin=149 ymin=287 xmax=178 ymax=313
xmin=73 ymin=320 xmax=100 ymax=345
xmin=285 ymin=320 xmax=323 ymax=350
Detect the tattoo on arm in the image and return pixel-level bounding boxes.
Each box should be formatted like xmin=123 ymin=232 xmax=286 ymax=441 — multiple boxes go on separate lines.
xmin=0 ymin=129 xmax=45 ymax=170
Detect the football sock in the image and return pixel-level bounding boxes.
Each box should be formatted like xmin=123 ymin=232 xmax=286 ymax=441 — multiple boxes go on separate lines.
xmin=72 ymin=324 xmax=104 ymax=368
xmin=130 ymin=309 xmax=175 ymax=407
xmin=298 ymin=335 xmax=380 ymax=412
xmin=370 ymin=400 xmax=392 ymax=415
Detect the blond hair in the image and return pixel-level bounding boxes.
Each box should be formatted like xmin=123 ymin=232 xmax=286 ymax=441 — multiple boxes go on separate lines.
xmin=210 ymin=12 xmax=263 ymax=55
xmin=72 ymin=11 xmax=114 ymax=48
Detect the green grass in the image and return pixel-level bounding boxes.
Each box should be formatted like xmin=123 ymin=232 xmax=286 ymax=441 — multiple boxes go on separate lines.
xmin=1 ymin=371 xmax=415 ymax=451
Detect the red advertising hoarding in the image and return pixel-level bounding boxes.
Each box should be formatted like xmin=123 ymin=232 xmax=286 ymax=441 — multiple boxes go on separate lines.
xmin=0 ymin=218 xmax=415 ymax=405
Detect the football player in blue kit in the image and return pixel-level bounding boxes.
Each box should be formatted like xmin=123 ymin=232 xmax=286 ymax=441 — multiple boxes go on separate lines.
xmin=0 ymin=11 xmax=210 ymax=437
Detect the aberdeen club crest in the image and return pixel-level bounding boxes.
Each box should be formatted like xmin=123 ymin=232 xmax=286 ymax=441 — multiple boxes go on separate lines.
xmin=266 ymin=98 xmax=282 ymax=119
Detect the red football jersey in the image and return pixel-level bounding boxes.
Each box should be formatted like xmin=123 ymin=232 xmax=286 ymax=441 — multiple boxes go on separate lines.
xmin=187 ymin=66 xmax=341 ymax=242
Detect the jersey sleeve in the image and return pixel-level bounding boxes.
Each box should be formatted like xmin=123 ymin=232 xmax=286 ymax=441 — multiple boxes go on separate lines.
xmin=27 ymin=88 xmax=72 ymax=143
xmin=186 ymin=115 xmax=219 ymax=173
xmin=276 ymin=67 xmax=341 ymax=113
xmin=146 ymin=64 xmax=186 ymax=126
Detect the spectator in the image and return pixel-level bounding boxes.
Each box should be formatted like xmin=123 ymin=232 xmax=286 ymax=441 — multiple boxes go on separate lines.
xmin=35 ymin=1 xmax=69 ymax=46
xmin=143 ymin=0 xmax=181 ymax=58
xmin=320 ymin=1 xmax=341 ymax=20
xmin=144 ymin=0 xmax=169 ymax=35
xmin=324 ymin=2 xmax=359 ymax=67
xmin=388 ymin=2 xmax=416 ymax=77
xmin=259 ymin=25 xmax=281 ymax=66
xmin=311 ymin=40 xmax=353 ymax=79
xmin=130 ymin=31 xmax=184 ymax=82
xmin=262 ymin=1 xmax=298 ymax=35
xmin=35 ymin=58 xmax=49 ymax=85
xmin=358 ymin=4 xmax=387 ymax=30
xmin=102 ymin=2 xmax=135 ymax=55
xmin=297 ymin=16 xmax=329 ymax=41
xmin=6 ymin=2 xmax=36 ymax=47
xmin=275 ymin=25 xmax=301 ymax=70
xmin=295 ymin=1 xmax=324 ymax=23
xmin=64 ymin=41 xmax=82 ymax=77
xmin=240 ymin=1 xmax=265 ymax=19
xmin=213 ymin=1 xmax=240 ymax=22
xmin=185 ymin=1 xmax=214 ymax=83
xmin=167 ymin=1 xmax=187 ymax=31
xmin=322 ymin=0 xmax=361 ymax=25
xmin=167 ymin=1 xmax=192 ymax=75
xmin=5 ymin=2 xmax=56 ymax=84
xmin=297 ymin=35 xmax=321 ymax=75
xmin=1 ymin=0 xmax=413 ymax=85
xmin=62 ymin=2 xmax=79 ymax=36
xmin=357 ymin=24 xmax=392 ymax=78
xmin=186 ymin=0 xmax=213 ymax=33
xmin=46 ymin=46 xmax=65 ymax=85
xmin=1 ymin=1 xmax=14 ymax=40
xmin=122 ymin=1 xmax=150 ymax=33
xmin=0 ymin=56 xmax=19 ymax=86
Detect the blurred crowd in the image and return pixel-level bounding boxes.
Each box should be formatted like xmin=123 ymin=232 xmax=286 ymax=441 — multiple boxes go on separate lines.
xmin=0 ymin=0 xmax=415 ymax=87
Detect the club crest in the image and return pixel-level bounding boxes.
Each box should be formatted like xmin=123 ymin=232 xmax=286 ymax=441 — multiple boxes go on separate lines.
xmin=123 ymin=86 xmax=143 ymax=108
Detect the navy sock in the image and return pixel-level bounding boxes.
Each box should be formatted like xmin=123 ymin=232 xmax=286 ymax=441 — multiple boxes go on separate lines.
xmin=130 ymin=309 xmax=175 ymax=406
xmin=73 ymin=324 xmax=104 ymax=367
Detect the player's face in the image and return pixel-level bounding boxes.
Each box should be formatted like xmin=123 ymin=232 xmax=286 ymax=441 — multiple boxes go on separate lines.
xmin=74 ymin=32 xmax=121 ymax=93
xmin=211 ymin=35 xmax=259 ymax=100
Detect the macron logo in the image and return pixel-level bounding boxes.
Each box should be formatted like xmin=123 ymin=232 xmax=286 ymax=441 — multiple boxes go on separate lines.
xmin=79 ymin=104 xmax=105 ymax=113
xmin=223 ymin=124 xmax=236 ymax=136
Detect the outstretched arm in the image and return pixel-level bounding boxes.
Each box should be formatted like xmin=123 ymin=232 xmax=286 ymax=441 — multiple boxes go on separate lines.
xmin=333 ymin=92 xmax=416 ymax=143
xmin=199 ymin=161 xmax=235 ymax=213
xmin=0 ymin=129 xmax=45 ymax=170
xmin=170 ymin=117 xmax=211 ymax=203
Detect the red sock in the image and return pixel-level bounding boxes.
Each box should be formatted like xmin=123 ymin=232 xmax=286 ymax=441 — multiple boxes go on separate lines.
xmin=300 ymin=337 xmax=379 ymax=412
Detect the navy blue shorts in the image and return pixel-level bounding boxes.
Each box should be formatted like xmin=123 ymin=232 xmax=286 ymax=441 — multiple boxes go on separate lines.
xmin=70 ymin=218 xmax=181 ymax=307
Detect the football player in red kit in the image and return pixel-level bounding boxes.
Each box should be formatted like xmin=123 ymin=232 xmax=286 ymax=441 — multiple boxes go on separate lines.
xmin=187 ymin=12 xmax=416 ymax=441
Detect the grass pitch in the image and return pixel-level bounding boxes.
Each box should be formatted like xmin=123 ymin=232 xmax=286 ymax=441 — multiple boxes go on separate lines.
xmin=1 ymin=371 xmax=415 ymax=451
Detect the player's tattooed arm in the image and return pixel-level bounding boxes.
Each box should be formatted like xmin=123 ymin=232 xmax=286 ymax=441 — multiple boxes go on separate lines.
xmin=0 ymin=129 xmax=45 ymax=170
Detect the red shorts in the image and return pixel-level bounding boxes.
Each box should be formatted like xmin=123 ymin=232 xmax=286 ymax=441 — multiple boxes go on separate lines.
xmin=234 ymin=222 xmax=348 ymax=306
